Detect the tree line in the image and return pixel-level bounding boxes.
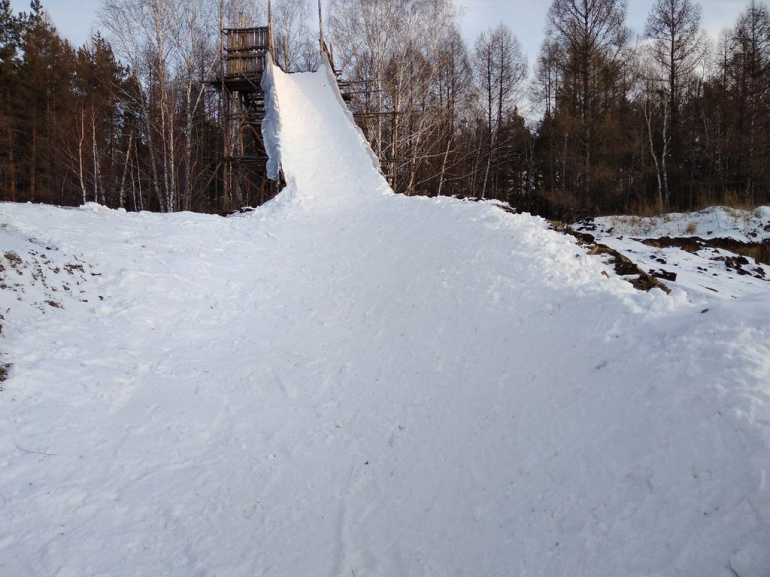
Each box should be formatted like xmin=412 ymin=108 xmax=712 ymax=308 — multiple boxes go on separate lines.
xmin=0 ymin=0 xmax=310 ymax=212
xmin=2 ymin=0 xmax=770 ymax=219
xmin=333 ymin=0 xmax=770 ymax=219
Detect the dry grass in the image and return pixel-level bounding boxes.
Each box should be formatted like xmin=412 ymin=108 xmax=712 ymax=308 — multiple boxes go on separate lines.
xmin=722 ymin=190 xmax=759 ymax=212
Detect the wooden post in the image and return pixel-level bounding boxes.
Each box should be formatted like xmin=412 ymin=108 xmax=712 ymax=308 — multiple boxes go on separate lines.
xmin=318 ymin=0 xmax=324 ymax=53
xmin=267 ymin=0 xmax=275 ymax=57
xmin=219 ymin=0 xmax=229 ymax=207
xmin=392 ymin=85 xmax=399 ymax=190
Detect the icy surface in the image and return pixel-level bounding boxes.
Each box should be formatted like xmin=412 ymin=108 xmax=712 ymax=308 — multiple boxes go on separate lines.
xmin=1 ymin=65 xmax=770 ymax=577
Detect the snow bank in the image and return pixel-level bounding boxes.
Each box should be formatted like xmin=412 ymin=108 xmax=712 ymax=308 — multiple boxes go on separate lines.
xmin=583 ymin=206 xmax=770 ymax=242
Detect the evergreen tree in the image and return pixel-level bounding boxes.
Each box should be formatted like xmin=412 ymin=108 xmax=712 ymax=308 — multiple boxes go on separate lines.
xmin=0 ymin=0 xmax=21 ymax=200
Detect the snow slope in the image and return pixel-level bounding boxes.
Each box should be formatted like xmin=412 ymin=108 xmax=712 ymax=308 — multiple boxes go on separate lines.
xmin=1 ymin=61 xmax=770 ymax=577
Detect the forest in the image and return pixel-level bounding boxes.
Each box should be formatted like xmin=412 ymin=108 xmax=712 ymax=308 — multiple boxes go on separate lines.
xmin=1 ymin=0 xmax=770 ymax=220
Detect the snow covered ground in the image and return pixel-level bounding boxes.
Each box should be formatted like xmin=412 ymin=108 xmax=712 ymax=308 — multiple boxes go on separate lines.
xmin=576 ymin=206 xmax=770 ymax=242
xmin=582 ymin=206 xmax=770 ymax=243
xmin=1 ymin=60 xmax=770 ymax=577
xmin=575 ymin=208 xmax=770 ymax=303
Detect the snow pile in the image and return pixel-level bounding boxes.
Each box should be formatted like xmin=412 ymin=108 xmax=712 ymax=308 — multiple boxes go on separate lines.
xmin=1 ymin=64 xmax=770 ymax=577
xmin=582 ymin=205 xmax=770 ymax=242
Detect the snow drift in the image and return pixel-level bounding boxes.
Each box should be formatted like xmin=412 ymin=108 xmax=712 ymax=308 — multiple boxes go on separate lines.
xmin=1 ymin=61 xmax=769 ymax=577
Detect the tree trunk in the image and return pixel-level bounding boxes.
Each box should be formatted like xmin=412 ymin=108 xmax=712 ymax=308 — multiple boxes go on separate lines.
xmin=91 ymin=109 xmax=101 ymax=203
xmin=437 ymin=130 xmax=453 ymax=197
xmin=118 ymin=129 xmax=133 ymax=209
xmin=391 ymin=83 xmax=399 ymax=190
xmin=7 ymin=122 xmax=16 ymax=202
xmin=78 ymin=108 xmax=87 ymax=204
xmin=30 ymin=123 xmax=37 ymax=202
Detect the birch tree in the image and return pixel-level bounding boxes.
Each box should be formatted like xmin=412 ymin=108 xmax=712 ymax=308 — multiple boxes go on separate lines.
xmin=637 ymin=51 xmax=671 ymax=210
xmin=645 ymin=0 xmax=706 ymax=137
xmin=273 ymin=0 xmax=315 ymax=72
xmin=173 ymin=0 xmax=218 ymax=210
xmin=328 ymin=0 xmax=463 ymax=195
xmin=644 ymin=0 xmax=706 ymax=204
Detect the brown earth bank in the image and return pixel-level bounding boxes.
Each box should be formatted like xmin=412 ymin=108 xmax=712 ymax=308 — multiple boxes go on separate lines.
xmin=640 ymin=236 xmax=770 ymax=266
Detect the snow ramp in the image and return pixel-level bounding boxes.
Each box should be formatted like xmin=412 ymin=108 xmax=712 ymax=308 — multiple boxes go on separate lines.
xmin=1 ymin=58 xmax=770 ymax=577
xmin=261 ymin=55 xmax=391 ymax=209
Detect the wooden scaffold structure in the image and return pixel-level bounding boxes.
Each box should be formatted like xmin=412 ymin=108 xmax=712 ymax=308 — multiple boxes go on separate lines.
xmin=207 ymin=0 xmax=356 ymax=210
xmin=207 ymin=2 xmax=278 ymax=211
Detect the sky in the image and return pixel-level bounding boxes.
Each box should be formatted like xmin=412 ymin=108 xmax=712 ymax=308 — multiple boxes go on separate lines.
xmin=458 ymin=0 xmax=748 ymax=65
xmin=10 ymin=0 xmax=750 ymax=69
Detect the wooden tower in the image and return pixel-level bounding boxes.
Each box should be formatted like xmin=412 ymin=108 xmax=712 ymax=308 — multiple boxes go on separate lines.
xmin=209 ymin=8 xmax=277 ymax=211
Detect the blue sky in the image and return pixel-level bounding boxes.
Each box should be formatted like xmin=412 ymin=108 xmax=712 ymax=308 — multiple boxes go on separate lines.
xmin=11 ymin=0 xmax=750 ymax=67
xmin=459 ymin=0 xmax=748 ymax=65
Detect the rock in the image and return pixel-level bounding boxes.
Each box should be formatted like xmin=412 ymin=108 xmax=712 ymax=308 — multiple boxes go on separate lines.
xmin=651 ymin=269 xmax=677 ymax=282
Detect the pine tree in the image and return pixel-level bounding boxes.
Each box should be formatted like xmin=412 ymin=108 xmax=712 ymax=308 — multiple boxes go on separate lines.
xmin=0 ymin=0 xmax=21 ymax=200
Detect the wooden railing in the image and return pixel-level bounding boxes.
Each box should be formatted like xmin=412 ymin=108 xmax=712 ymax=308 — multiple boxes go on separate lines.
xmin=224 ymin=27 xmax=270 ymax=76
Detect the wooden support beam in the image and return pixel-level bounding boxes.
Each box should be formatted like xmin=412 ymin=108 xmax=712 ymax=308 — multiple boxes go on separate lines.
xmin=318 ymin=0 xmax=324 ymax=53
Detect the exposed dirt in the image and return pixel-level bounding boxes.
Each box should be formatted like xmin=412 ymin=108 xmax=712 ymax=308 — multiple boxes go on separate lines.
xmin=1 ymin=248 xmax=93 ymax=307
xmin=551 ymin=224 xmax=672 ymax=294
xmin=639 ymin=236 xmax=770 ymax=265
xmin=3 ymin=251 xmax=22 ymax=267
xmin=1 ymin=242 xmax=99 ymax=391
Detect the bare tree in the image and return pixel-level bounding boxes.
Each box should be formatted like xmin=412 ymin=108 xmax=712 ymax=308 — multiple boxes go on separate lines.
xmin=435 ymin=27 xmax=473 ymax=197
xmin=100 ymin=0 xmax=179 ymax=210
xmin=473 ymin=23 xmax=527 ymax=199
xmin=645 ymin=0 xmax=707 ymax=167
xmin=396 ymin=1 xmax=461 ymax=196
xmin=273 ymin=0 xmax=315 ymax=72
xmin=328 ymin=0 xmax=462 ymax=196
xmin=636 ymin=50 xmax=671 ymax=210
xmin=173 ymin=0 xmax=218 ymax=210
xmin=546 ymin=0 xmax=631 ymax=206
xmin=224 ymin=0 xmax=266 ymax=28
xmin=101 ymin=0 xmax=229 ymax=211
xmin=728 ymin=1 xmax=770 ymax=203
xmin=532 ymin=38 xmax=562 ymax=119
xmin=328 ymin=0 xmax=404 ymax=160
